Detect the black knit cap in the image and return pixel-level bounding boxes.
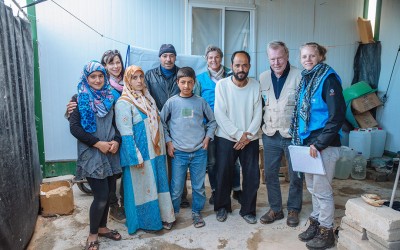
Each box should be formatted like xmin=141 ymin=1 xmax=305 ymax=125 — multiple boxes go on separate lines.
xmin=158 ymin=44 xmax=176 ymax=57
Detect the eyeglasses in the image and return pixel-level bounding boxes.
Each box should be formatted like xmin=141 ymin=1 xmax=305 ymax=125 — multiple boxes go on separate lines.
xmin=131 ymin=75 xmax=145 ymax=81
xmin=103 ymin=50 xmax=120 ymax=57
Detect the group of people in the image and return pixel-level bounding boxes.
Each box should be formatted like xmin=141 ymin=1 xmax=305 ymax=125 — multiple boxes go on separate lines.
xmin=69 ymin=41 xmax=345 ymax=250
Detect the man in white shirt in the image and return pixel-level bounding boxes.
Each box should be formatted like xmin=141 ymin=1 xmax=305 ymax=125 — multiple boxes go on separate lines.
xmin=259 ymin=41 xmax=303 ymax=227
xmin=213 ymin=51 xmax=262 ymax=224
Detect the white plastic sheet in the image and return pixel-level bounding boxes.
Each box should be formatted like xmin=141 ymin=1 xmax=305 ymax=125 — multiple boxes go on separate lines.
xmin=129 ymin=46 xmax=207 ymax=75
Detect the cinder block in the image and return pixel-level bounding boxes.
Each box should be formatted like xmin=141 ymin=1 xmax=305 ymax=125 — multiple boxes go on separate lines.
xmin=345 ymin=198 xmax=400 ymax=241
xmin=340 ymin=222 xmax=367 ymax=240
xmin=341 ymin=216 xmax=364 ymax=232
xmin=368 ymin=231 xmax=400 ymax=250
xmin=338 ymin=230 xmax=376 ymax=250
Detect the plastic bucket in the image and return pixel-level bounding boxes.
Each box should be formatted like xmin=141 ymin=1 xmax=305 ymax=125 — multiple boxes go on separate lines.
xmin=369 ymin=128 xmax=386 ymax=158
xmin=349 ymin=129 xmax=371 ymax=159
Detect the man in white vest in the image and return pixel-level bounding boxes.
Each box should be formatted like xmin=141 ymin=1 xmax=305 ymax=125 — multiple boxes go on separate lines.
xmin=259 ymin=41 xmax=303 ymax=227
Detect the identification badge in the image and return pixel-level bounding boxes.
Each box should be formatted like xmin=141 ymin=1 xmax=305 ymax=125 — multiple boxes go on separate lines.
xmin=261 ymin=90 xmax=268 ymax=103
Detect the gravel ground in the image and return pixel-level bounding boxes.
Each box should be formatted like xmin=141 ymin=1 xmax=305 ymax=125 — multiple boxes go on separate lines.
xmin=27 ymin=175 xmax=399 ymax=250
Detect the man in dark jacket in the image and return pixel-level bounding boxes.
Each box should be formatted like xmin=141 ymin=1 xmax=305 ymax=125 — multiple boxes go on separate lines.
xmin=145 ymin=44 xmax=180 ymax=111
xmin=145 ymin=44 xmax=189 ymax=208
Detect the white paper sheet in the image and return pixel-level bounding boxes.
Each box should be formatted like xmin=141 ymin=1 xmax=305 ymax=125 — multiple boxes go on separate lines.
xmin=288 ymin=145 xmax=325 ymax=175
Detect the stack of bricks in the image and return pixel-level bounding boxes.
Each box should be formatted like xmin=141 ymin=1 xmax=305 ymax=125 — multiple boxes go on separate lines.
xmin=337 ymin=198 xmax=400 ymax=249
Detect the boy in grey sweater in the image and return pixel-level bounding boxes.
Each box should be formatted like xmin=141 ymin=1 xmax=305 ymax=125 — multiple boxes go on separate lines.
xmin=160 ymin=67 xmax=216 ymax=228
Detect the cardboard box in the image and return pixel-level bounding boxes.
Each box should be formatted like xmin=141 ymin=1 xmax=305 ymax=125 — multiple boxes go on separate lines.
xmin=357 ymin=17 xmax=374 ymax=44
xmin=40 ymin=180 xmax=74 ymax=216
xmin=354 ymin=111 xmax=378 ymax=128
xmin=351 ymin=92 xmax=382 ymax=114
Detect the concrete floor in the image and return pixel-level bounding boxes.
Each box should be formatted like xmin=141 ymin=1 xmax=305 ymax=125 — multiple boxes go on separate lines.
xmin=27 ymin=176 xmax=399 ymax=250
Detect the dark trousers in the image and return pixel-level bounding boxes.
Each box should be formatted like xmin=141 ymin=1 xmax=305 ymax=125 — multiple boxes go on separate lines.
xmin=207 ymin=140 xmax=241 ymax=191
xmin=262 ymin=133 xmax=303 ymax=212
xmin=87 ymin=175 xmax=117 ymax=234
xmin=214 ymin=136 xmax=260 ymax=216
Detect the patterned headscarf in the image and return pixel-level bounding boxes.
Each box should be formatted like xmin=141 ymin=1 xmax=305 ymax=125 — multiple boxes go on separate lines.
xmin=77 ymin=60 xmax=114 ymax=133
xmin=289 ymin=63 xmax=331 ymax=145
xmin=120 ymin=65 xmax=161 ymax=155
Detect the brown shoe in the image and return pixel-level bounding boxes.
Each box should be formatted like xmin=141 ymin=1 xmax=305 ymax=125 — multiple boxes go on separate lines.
xmin=260 ymin=209 xmax=284 ymax=224
xmin=287 ymin=210 xmax=299 ymax=227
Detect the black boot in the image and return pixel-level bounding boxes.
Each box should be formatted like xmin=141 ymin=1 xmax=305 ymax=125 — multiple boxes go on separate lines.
xmin=298 ymin=217 xmax=320 ymax=242
xmin=209 ymin=191 xmax=215 ymax=205
xmin=232 ymin=190 xmax=242 ymax=204
xmin=306 ymin=226 xmax=335 ymax=250
xmin=109 ymin=204 xmax=126 ymax=223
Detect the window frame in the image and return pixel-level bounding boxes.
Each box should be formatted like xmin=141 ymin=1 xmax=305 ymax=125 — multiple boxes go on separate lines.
xmin=185 ymin=1 xmax=256 ymax=70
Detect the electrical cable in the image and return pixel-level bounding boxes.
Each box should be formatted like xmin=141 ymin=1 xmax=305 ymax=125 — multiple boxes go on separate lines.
xmin=50 ymin=0 xmax=129 ymax=46
xmin=18 ymin=0 xmax=361 ymax=58
xmin=18 ymin=0 xmax=360 ymax=56
xmin=10 ymin=0 xmax=28 ymax=19
xmin=381 ymin=45 xmax=400 ymax=105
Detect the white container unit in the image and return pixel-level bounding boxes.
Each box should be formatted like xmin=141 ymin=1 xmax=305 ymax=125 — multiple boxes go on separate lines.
xmin=369 ymin=128 xmax=387 ymax=158
xmin=349 ymin=129 xmax=371 ymax=159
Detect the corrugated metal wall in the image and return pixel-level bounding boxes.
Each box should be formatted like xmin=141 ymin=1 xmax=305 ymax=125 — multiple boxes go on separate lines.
xmin=0 ymin=3 xmax=41 ymax=248
xmin=36 ymin=0 xmax=364 ymax=161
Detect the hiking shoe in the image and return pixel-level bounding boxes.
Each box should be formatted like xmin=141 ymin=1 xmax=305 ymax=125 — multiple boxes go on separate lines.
xmin=260 ymin=209 xmax=284 ymax=224
xmin=192 ymin=212 xmax=205 ymax=228
xmin=287 ymin=210 xmax=300 ymax=227
xmin=209 ymin=191 xmax=215 ymax=205
xmin=180 ymin=197 xmax=190 ymax=208
xmin=109 ymin=205 xmax=126 ymax=223
xmin=299 ymin=217 xmax=320 ymax=242
xmin=216 ymin=208 xmax=227 ymax=222
xmin=243 ymin=214 xmax=257 ymax=224
xmin=306 ymin=226 xmax=335 ymax=250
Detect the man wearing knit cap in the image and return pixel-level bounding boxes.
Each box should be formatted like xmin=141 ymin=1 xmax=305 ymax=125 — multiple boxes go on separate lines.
xmin=145 ymin=44 xmax=190 ymax=208
xmin=146 ymin=44 xmax=180 ymax=111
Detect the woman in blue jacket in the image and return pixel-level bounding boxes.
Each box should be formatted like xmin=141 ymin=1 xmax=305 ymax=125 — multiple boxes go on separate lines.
xmin=290 ymin=42 xmax=346 ymax=250
xmin=194 ymin=45 xmax=242 ymax=205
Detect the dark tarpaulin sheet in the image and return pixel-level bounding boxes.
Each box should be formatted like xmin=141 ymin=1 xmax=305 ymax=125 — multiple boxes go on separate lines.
xmin=352 ymin=42 xmax=382 ymax=89
xmin=0 ymin=3 xmax=41 ymax=250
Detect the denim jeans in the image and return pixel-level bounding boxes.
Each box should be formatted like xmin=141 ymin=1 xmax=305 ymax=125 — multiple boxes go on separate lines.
xmin=170 ymin=148 xmax=207 ymax=214
xmin=207 ymin=140 xmax=241 ymax=191
xmin=305 ymin=146 xmax=339 ymax=228
xmin=262 ymin=133 xmax=303 ymax=212
xmin=214 ymin=137 xmax=259 ymax=216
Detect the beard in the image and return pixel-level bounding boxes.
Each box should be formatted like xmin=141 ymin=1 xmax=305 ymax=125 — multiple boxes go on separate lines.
xmin=233 ymin=71 xmax=249 ymax=81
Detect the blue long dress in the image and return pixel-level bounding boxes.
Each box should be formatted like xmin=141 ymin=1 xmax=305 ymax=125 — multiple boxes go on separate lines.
xmin=115 ymin=98 xmax=175 ymax=234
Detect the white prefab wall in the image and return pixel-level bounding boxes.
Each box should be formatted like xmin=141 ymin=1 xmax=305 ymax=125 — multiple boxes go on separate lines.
xmin=376 ymin=0 xmax=400 ymax=153
xmin=36 ymin=0 xmax=185 ymax=161
xmin=36 ymin=0 xmax=366 ymax=161
xmin=255 ymin=0 xmax=363 ymax=88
